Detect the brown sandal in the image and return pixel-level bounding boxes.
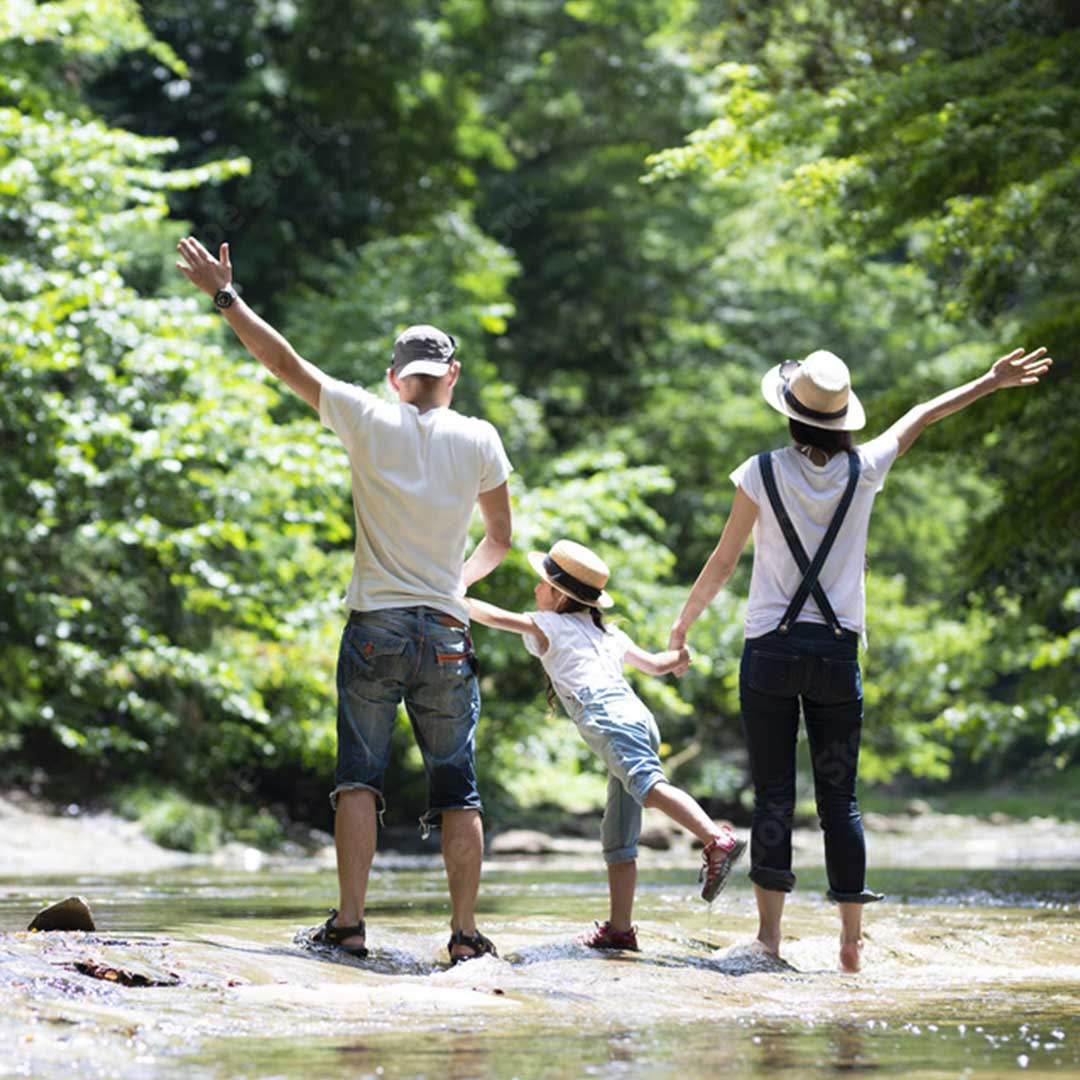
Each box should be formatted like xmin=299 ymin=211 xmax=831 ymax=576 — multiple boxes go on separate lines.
xmin=447 ymin=928 xmax=498 ymax=965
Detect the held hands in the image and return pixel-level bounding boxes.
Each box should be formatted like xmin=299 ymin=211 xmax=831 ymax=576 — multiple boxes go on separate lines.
xmin=988 ymin=346 xmax=1052 ymax=389
xmin=176 ymin=236 xmax=232 ymax=298
xmin=670 ymin=645 xmax=693 ymax=677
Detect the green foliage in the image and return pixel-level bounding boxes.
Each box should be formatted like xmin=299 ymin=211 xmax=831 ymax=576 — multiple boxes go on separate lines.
xmin=0 ymin=0 xmax=347 ymax=814
xmin=2 ymin=0 xmax=1075 ymax=833
xmin=646 ymin=0 xmax=1079 ymax=784
xmin=119 ymin=786 xmax=223 ymax=852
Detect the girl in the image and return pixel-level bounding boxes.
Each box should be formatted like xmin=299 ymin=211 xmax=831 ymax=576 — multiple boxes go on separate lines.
xmin=467 ymin=539 xmax=745 ymax=952
xmin=669 ymin=346 xmax=1051 ymax=972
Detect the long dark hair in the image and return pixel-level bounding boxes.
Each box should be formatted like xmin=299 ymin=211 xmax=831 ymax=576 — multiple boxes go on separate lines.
xmin=543 ymin=592 xmax=606 ymax=711
xmin=788 ymin=418 xmax=855 ymax=458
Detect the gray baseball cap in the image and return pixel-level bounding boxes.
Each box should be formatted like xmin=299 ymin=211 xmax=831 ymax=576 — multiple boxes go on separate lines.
xmin=392 ymin=324 xmax=457 ymax=378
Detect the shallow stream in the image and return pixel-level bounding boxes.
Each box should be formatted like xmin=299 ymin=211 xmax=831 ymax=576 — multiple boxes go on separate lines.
xmin=2 ymin=827 xmax=1078 ymax=1078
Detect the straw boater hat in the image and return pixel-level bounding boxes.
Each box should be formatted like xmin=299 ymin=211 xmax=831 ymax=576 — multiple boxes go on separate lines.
xmin=760 ymin=350 xmax=866 ymax=431
xmin=527 ymin=540 xmax=614 ymax=610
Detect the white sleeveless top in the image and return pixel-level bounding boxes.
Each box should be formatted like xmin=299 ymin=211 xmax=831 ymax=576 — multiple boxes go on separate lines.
xmin=521 ymin=610 xmax=632 ymax=701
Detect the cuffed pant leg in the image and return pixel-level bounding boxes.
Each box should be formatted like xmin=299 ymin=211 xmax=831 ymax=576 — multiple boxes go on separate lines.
xmin=740 ymin=653 xmax=801 ymax=893
xmin=601 ymin=771 xmax=641 ymax=865
xmin=805 ymin=691 xmax=866 ymax=898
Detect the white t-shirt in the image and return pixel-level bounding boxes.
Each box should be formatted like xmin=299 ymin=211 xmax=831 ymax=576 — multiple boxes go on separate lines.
xmin=522 ymin=610 xmax=633 ymax=705
xmin=730 ymin=434 xmax=900 ymax=639
xmin=320 ymin=378 xmax=512 ymax=624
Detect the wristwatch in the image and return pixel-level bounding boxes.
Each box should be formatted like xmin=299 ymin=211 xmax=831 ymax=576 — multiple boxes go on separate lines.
xmin=213 ymin=283 xmax=239 ymax=310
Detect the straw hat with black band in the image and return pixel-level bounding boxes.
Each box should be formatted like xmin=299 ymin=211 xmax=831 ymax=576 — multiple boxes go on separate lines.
xmin=527 ymin=540 xmax=614 ymax=610
xmin=760 ymin=349 xmax=866 ymax=432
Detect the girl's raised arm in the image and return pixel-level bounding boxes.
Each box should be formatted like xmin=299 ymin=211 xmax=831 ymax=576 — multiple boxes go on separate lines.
xmin=466 ymin=598 xmax=549 ymax=653
xmin=885 ymin=345 xmax=1051 ymax=458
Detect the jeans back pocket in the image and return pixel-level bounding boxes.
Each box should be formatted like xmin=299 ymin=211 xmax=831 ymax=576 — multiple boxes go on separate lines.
xmin=745 ymin=649 xmax=806 ymax=698
xmin=812 ymin=657 xmax=862 ymax=705
xmin=340 ymin=627 xmax=408 ymax=690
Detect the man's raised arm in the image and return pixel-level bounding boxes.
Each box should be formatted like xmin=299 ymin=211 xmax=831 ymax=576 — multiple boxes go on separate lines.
xmin=176 ymin=237 xmax=326 ymax=411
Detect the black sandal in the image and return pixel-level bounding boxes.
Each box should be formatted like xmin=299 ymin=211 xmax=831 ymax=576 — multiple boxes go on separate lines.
xmin=447 ymin=928 xmax=498 ymax=965
xmin=311 ymin=909 xmax=368 ymax=957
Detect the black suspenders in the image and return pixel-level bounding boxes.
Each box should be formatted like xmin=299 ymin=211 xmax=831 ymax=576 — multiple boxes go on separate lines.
xmin=757 ymin=449 xmax=861 ymax=638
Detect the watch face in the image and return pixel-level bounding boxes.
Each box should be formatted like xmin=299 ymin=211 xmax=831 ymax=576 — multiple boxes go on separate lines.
xmin=214 ymin=288 xmax=234 ymax=309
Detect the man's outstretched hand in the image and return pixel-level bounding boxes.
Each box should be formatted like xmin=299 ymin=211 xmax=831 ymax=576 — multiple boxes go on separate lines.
xmin=176 ymin=237 xmax=232 ymax=298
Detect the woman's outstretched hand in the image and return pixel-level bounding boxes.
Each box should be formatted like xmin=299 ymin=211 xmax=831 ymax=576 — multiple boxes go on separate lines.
xmin=176 ymin=236 xmax=233 ymax=298
xmin=667 ymin=622 xmax=688 ymax=654
xmin=988 ymin=346 xmax=1052 ymax=388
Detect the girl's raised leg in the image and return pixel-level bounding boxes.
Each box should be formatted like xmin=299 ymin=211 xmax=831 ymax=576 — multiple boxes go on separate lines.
xmin=643 ymin=780 xmax=727 ymax=845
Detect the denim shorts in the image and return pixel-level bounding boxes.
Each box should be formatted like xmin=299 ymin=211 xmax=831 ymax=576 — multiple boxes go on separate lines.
xmin=567 ymin=683 xmax=666 ymax=864
xmin=333 ymin=607 xmax=482 ymax=833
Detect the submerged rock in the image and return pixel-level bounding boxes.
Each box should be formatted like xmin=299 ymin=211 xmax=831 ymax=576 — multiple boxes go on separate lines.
xmin=28 ymin=896 xmax=96 ymax=932
xmin=72 ymin=959 xmax=180 ymax=987
xmin=490 ymin=830 xmax=558 ymax=855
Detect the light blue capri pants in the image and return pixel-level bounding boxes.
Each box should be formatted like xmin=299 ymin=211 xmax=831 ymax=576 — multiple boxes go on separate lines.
xmin=566 ymin=683 xmax=667 ymax=864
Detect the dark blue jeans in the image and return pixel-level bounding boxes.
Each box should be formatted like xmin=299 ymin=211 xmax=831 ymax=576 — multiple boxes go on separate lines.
xmin=739 ymin=623 xmax=867 ymax=900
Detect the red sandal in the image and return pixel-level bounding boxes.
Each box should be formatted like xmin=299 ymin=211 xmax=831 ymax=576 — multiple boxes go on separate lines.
xmin=700 ymin=828 xmax=747 ymax=903
xmin=575 ymin=921 xmax=640 ymax=952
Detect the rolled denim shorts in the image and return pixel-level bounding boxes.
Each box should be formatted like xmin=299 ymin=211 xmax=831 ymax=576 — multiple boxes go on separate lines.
xmin=332 ymin=606 xmax=482 ymax=834
xmin=568 ymin=683 xmax=666 ymax=864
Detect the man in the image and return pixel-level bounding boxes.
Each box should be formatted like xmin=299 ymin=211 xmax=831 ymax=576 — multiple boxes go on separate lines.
xmin=176 ymin=237 xmax=513 ymax=963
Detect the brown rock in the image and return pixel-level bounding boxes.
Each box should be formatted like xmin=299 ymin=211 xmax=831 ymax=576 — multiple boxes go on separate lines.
xmin=638 ymin=823 xmax=674 ymax=850
xmin=489 ymin=830 xmax=557 ymax=855
xmin=28 ymin=895 xmax=96 ymax=932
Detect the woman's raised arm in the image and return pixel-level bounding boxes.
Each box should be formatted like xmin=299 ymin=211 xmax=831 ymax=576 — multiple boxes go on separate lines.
xmin=885 ymin=346 xmax=1051 ymax=458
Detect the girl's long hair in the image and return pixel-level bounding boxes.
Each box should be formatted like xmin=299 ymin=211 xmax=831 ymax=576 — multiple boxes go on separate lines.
xmin=544 ymin=593 xmax=606 ymax=712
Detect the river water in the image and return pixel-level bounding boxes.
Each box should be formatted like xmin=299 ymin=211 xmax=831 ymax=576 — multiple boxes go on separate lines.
xmin=1 ymin=824 xmax=1078 ymax=1079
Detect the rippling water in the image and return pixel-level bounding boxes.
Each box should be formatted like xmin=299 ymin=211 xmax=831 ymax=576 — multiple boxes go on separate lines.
xmin=1 ymin=846 xmax=1078 ymax=1078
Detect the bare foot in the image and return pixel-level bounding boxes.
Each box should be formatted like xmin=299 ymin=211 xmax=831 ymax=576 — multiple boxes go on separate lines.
xmin=839 ymin=938 xmax=862 ymax=973
xmin=752 ymin=936 xmax=781 ymax=958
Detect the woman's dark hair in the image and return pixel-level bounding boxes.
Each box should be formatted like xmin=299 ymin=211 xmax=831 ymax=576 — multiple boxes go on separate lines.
xmin=788 ymin=418 xmax=855 ymax=457
xmin=543 ymin=592 xmax=606 ymax=711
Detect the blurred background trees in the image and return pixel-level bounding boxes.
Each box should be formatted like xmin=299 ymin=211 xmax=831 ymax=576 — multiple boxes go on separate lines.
xmin=2 ymin=0 xmax=1075 ymax=845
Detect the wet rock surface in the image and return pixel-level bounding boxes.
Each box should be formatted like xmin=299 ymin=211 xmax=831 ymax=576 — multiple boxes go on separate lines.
xmin=0 ymin=853 xmax=1078 ymax=1080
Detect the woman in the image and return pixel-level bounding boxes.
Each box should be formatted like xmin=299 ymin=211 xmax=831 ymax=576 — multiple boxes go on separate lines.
xmin=668 ymin=345 xmax=1051 ymax=972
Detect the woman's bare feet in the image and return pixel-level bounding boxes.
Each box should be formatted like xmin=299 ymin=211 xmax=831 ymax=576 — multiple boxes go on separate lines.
xmin=838 ymin=901 xmax=864 ymax=972
xmin=753 ymin=935 xmax=781 ymax=958
xmin=839 ymin=937 xmax=863 ymax=972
